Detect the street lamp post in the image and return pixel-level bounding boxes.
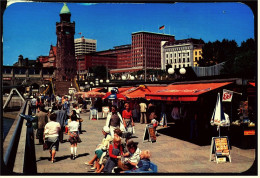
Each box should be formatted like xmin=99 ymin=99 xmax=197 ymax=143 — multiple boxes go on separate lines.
xmin=179 ymin=68 xmax=186 ymax=80
xmin=167 ymin=68 xmax=174 ymax=80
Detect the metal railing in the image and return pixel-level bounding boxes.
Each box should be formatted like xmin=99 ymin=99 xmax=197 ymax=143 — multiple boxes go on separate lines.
xmin=3 ymin=100 xmax=37 ymax=174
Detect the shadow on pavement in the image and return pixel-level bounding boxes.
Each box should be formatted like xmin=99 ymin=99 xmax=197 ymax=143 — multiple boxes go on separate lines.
xmin=157 ymin=123 xmax=211 ymax=146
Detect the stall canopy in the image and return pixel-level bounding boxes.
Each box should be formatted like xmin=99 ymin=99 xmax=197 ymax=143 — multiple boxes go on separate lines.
xmin=75 ymin=88 xmax=106 ymax=98
xmin=145 ymin=82 xmax=232 ymax=102
xmin=249 ymin=82 xmax=255 ymax=87
xmin=123 ymin=85 xmax=166 ymax=99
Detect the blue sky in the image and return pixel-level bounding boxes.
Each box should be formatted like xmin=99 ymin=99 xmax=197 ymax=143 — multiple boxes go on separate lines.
xmin=3 ymin=2 xmax=254 ymax=66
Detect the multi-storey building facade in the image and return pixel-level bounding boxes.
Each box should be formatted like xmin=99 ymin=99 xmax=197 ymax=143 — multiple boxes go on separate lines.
xmin=75 ymin=37 xmax=97 ymax=56
xmin=193 ymin=44 xmax=203 ymax=67
xmin=131 ymin=31 xmax=175 ymax=70
xmin=55 ymin=3 xmax=76 ymax=81
xmin=97 ymin=44 xmax=131 ymax=69
xmin=161 ymin=38 xmax=204 ymax=70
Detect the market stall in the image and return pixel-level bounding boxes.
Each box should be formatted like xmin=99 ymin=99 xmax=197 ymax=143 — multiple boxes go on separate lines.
xmin=144 ymin=82 xmax=234 ymax=144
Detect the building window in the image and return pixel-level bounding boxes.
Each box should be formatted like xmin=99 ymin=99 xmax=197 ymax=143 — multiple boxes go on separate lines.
xmin=187 ymin=64 xmax=190 ymax=67
xmin=179 ymin=53 xmax=181 ymax=57
xmin=171 ymin=59 xmax=172 ymax=64
xmin=166 ymin=60 xmax=168 ymax=64
xmin=166 ymin=54 xmax=168 ymax=58
xmin=175 ymin=59 xmax=176 ymax=63
xmin=187 ymin=52 xmax=189 ymax=56
xmin=195 ymin=51 xmax=197 ymax=55
xmin=187 ymin=58 xmax=190 ymax=62
xmin=199 ymin=57 xmax=201 ymax=60
xmin=195 ymin=57 xmax=197 ymax=61
xmin=183 ymin=58 xmax=185 ymax=63
xmin=179 ymin=58 xmax=181 ymax=63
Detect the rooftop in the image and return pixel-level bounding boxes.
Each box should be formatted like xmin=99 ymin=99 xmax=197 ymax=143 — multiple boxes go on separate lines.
xmin=132 ymin=31 xmax=175 ymax=37
xmin=60 ymin=3 xmax=71 ymax=14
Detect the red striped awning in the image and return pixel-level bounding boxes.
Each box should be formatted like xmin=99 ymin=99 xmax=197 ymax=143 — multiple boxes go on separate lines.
xmin=145 ymin=82 xmax=232 ymax=102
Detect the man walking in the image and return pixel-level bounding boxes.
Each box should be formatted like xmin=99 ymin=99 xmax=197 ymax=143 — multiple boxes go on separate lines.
xmin=36 ymin=104 xmax=48 ymax=144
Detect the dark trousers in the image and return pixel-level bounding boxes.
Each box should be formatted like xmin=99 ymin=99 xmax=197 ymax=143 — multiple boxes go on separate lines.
xmin=59 ymin=127 xmax=64 ymax=142
xmin=37 ymin=128 xmax=44 ymax=144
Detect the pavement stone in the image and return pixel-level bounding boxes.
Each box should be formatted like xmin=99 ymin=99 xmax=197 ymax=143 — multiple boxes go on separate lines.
xmin=33 ymin=105 xmax=256 ymax=174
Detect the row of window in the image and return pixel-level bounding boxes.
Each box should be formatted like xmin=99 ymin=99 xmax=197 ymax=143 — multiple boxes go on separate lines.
xmin=165 ymin=52 xmax=190 ymax=58
xmin=172 ymin=64 xmax=190 ymax=69
xmin=194 ymin=51 xmax=202 ymax=55
xmin=165 ymin=46 xmax=192 ymax=52
xmin=166 ymin=58 xmax=190 ymax=64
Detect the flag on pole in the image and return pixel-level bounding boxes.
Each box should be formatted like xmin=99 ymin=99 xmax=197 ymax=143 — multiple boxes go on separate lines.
xmin=222 ymin=89 xmax=233 ymax=102
xmin=159 ymin=25 xmax=165 ymax=30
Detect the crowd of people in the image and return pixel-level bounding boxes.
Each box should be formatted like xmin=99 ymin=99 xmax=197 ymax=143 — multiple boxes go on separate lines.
xmin=29 ymin=93 xmax=155 ymax=173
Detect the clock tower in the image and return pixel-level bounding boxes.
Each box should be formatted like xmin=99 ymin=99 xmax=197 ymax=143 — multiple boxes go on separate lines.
xmin=55 ymin=3 xmax=76 ymax=81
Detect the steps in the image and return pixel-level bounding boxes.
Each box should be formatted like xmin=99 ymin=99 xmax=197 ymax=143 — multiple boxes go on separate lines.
xmin=54 ymin=81 xmax=77 ymax=96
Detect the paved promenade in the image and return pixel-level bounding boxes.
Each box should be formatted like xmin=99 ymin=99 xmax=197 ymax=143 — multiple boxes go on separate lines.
xmin=34 ymin=106 xmax=256 ymax=174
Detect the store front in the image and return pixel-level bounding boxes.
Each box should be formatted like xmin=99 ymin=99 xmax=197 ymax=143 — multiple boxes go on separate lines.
xmin=145 ymin=82 xmax=236 ymax=145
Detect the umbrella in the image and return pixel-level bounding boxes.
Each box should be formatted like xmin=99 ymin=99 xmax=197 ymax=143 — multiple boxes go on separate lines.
xmin=102 ymin=92 xmax=127 ymax=100
xmin=210 ymin=93 xmax=228 ymax=137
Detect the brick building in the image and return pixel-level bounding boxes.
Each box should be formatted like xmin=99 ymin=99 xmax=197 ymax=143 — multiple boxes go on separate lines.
xmin=131 ymin=31 xmax=175 ymax=70
xmin=38 ymin=45 xmax=57 ymax=68
xmin=97 ymin=44 xmax=131 ymax=69
xmin=55 ymin=3 xmax=76 ymax=81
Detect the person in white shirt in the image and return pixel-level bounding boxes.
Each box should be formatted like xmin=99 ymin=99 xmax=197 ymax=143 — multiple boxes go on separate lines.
xmin=139 ymin=102 xmax=147 ymax=124
xmin=68 ymin=114 xmax=80 ymax=160
xmin=44 ymin=113 xmax=61 ymax=163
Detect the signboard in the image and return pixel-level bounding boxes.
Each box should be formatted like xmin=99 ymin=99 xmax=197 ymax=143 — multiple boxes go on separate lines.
xmin=143 ymin=124 xmax=156 ymax=143
xmin=210 ymin=136 xmax=231 ymax=163
xmin=222 ymin=89 xmax=233 ymax=102
xmin=244 ymin=130 xmax=255 ymax=136
xmin=102 ymin=106 xmax=110 ymax=118
xmin=102 ymin=106 xmax=110 ymax=113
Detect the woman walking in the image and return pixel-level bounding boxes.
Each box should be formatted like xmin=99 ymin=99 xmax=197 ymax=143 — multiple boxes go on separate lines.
xmin=44 ymin=113 xmax=61 ymax=163
xmin=68 ymin=114 xmax=81 ymax=160
xmin=105 ymin=105 xmax=125 ymax=138
xmin=122 ymin=103 xmax=135 ymax=142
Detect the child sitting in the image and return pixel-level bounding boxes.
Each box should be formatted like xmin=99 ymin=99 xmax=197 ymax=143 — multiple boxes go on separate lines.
xmin=123 ymin=150 xmax=151 ymax=173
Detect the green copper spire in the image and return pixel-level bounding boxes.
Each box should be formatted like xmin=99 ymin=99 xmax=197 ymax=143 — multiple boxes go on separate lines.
xmin=60 ymin=3 xmax=71 ymax=14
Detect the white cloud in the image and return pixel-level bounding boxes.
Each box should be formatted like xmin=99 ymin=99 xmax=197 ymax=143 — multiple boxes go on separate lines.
xmin=78 ymin=3 xmax=97 ymax=6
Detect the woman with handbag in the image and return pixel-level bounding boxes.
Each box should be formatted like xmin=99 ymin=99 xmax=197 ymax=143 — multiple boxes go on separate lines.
xmin=122 ymin=103 xmax=135 ymax=143
xmin=44 ymin=113 xmax=61 ymax=163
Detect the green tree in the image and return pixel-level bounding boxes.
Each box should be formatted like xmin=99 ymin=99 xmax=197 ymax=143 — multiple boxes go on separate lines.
xmin=221 ymin=38 xmax=256 ymax=79
xmin=200 ymin=39 xmax=238 ymax=66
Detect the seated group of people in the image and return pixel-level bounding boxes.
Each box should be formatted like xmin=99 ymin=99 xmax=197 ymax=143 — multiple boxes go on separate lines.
xmin=85 ymin=126 xmax=151 ymax=173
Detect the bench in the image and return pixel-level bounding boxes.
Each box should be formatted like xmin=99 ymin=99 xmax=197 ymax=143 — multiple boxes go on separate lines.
xmin=124 ymin=162 xmax=158 ymax=173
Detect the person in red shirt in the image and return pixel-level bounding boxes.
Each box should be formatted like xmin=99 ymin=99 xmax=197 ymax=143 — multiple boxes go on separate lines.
xmin=122 ymin=103 xmax=135 ymax=142
xmin=103 ymin=135 xmax=123 ymax=173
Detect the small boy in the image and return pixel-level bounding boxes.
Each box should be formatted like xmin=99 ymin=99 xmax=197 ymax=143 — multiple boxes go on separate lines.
xmin=123 ymin=150 xmax=151 ymax=173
